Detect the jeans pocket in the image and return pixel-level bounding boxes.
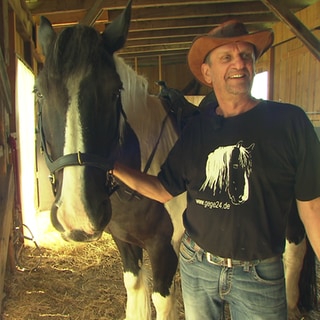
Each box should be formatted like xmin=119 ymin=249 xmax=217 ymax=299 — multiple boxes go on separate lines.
xmin=252 ymin=259 xmax=285 ymax=285
xmin=179 ymin=237 xmax=198 ymax=263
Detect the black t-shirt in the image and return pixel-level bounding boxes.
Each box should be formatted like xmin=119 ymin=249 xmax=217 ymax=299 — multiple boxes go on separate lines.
xmin=158 ymin=101 xmax=320 ymax=260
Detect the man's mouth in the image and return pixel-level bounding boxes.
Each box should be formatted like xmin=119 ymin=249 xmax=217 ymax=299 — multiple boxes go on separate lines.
xmin=229 ymin=74 xmax=246 ymax=79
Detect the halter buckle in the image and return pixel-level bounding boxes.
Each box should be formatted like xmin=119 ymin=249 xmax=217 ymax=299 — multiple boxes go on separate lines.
xmin=105 ymin=171 xmax=119 ymax=196
xmin=48 ymin=173 xmax=55 ymax=185
xmin=77 ymin=151 xmax=83 ymax=165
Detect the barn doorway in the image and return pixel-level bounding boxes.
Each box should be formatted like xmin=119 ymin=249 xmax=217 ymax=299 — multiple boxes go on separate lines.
xmin=15 ymin=57 xmax=38 ymax=238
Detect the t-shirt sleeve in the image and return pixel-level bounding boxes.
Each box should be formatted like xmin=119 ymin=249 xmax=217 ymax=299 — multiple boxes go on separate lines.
xmin=158 ymin=134 xmax=186 ymax=197
xmin=294 ymin=111 xmax=320 ymax=200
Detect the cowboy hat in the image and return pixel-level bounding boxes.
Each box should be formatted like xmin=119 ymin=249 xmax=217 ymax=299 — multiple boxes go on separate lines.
xmin=187 ymin=20 xmax=274 ymax=86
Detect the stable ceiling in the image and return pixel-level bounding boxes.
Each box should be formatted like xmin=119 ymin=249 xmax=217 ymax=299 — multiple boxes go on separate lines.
xmin=26 ymin=0 xmax=320 ymax=66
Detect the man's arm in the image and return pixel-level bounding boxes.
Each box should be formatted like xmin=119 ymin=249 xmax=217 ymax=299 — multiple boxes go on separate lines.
xmin=297 ymin=197 xmax=320 ymax=260
xmin=113 ymin=162 xmax=173 ymax=204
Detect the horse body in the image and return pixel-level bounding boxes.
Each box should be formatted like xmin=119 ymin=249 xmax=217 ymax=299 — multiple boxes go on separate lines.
xmin=107 ymin=56 xmax=186 ymax=319
xmin=35 ymin=2 xmax=316 ymax=319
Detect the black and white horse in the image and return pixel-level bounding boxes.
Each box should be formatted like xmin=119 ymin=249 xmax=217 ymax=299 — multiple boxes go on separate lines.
xmin=35 ymin=1 xmax=316 ymax=319
xmin=200 ymin=140 xmax=254 ymax=205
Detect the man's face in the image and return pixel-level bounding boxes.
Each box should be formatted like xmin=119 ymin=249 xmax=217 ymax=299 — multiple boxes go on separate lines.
xmin=201 ymin=42 xmax=256 ymax=97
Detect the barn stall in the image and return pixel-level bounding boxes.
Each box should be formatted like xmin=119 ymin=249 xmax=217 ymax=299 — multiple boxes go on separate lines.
xmin=0 ymin=0 xmax=320 ymax=319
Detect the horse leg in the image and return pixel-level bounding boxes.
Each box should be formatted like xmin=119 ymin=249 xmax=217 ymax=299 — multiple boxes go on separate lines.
xmin=147 ymin=240 xmax=179 ymax=320
xmin=112 ymin=236 xmax=152 ymax=320
xmin=283 ymin=237 xmax=307 ymax=320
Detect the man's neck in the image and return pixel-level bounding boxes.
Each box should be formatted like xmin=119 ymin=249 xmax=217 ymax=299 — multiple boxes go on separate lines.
xmin=215 ymin=95 xmax=259 ymax=117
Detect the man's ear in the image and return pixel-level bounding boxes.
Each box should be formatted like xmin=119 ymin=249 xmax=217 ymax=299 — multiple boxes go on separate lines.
xmin=201 ymin=63 xmax=212 ymax=85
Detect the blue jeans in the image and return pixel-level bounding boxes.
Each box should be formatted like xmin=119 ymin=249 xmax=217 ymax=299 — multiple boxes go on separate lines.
xmin=179 ymin=233 xmax=287 ymax=320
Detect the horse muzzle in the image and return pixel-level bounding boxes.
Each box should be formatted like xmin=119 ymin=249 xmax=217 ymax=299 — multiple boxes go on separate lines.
xmin=50 ymin=193 xmax=112 ymax=242
xmin=61 ymin=229 xmax=103 ymax=242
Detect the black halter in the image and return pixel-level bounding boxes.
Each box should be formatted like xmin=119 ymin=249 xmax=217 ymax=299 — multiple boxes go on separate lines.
xmin=37 ymin=93 xmax=123 ymax=196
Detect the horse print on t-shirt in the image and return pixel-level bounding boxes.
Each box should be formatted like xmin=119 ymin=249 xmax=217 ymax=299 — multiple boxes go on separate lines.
xmin=200 ymin=140 xmax=255 ymax=205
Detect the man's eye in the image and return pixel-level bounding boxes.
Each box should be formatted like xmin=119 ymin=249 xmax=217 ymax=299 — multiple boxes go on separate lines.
xmin=221 ymin=55 xmax=231 ymax=62
xmin=242 ymin=53 xmax=253 ymax=61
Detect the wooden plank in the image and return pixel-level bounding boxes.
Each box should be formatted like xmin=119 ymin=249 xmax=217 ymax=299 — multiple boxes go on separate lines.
xmin=0 ymin=100 xmax=7 ymax=176
xmin=2 ymin=0 xmax=10 ymax=64
xmin=80 ymin=0 xmax=104 ymax=26
xmin=0 ymin=47 xmax=12 ymax=114
xmin=7 ymin=10 xmax=16 ymax=134
xmin=0 ymin=166 xmax=14 ymax=313
xmin=261 ymin=0 xmax=320 ymax=60
xmin=29 ymin=0 xmax=260 ymax=14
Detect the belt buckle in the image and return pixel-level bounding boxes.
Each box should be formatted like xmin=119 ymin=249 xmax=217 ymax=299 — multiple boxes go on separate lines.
xmin=206 ymin=253 xmax=233 ymax=267
xmin=206 ymin=252 xmax=217 ymax=265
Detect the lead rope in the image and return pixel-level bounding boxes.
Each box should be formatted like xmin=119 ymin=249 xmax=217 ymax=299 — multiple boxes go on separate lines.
xmin=142 ymin=114 xmax=169 ymax=174
xmin=112 ymin=112 xmax=169 ymax=201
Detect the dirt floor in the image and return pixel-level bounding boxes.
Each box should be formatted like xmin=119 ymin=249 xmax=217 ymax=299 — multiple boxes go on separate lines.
xmin=1 ymin=212 xmax=319 ymax=320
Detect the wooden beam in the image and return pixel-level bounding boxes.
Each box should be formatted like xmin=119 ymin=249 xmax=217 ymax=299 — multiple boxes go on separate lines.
xmin=2 ymin=0 xmax=10 ymax=64
xmin=108 ymin=2 xmax=269 ymax=22
xmin=0 ymin=46 xmax=12 ymax=114
xmin=8 ymin=0 xmax=33 ymax=40
xmin=79 ymin=0 xmax=104 ymax=26
xmin=0 ymin=166 xmax=14 ymax=313
xmin=118 ymin=42 xmax=191 ymax=56
xmin=261 ymin=0 xmax=320 ymax=60
xmin=29 ymin=0 xmax=260 ymax=15
xmin=50 ymin=13 xmax=275 ymax=33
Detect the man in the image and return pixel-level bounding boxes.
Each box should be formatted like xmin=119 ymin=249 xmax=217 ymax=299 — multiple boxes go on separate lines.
xmin=114 ymin=20 xmax=320 ymax=319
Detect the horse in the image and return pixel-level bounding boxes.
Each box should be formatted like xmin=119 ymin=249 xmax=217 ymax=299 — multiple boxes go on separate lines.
xmin=200 ymin=140 xmax=255 ymax=205
xmin=36 ymin=2 xmax=184 ymax=319
xmin=34 ymin=1 xmax=316 ymax=319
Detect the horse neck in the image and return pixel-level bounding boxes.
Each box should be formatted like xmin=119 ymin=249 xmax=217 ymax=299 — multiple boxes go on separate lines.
xmin=114 ymin=55 xmax=178 ymax=173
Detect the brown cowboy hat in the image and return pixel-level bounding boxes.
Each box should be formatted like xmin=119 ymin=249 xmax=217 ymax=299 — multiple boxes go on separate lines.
xmin=187 ymin=20 xmax=274 ymax=87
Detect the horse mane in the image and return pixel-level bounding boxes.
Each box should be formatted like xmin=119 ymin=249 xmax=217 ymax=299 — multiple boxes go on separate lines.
xmin=114 ymin=55 xmax=149 ymax=114
xmin=113 ymin=55 xmax=176 ymax=172
xmin=200 ymin=146 xmax=232 ymax=193
xmin=200 ymin=143 xmax=253 ymax=194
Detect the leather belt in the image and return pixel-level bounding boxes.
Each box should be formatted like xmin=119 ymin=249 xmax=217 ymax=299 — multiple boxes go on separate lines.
xmin=205 ymin=252 xmax=280 ymax=268
xmin=183 ymin=232 xmax=280 ymax=268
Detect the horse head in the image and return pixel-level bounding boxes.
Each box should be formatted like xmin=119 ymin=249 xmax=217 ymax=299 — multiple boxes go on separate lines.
xmin=35 ymin=1 xmax=132 ymax=242
xmin=228 ymin=141 xmax=254 ymax=205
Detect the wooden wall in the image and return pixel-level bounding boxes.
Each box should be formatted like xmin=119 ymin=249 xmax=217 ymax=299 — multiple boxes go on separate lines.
xmin=272 ymin=2 xmax=320 ymax=127
xmin=0 ymin=0 xmax=36 ymax=312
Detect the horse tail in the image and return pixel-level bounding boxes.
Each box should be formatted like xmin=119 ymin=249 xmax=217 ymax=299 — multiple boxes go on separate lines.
xmin=298 ymin=237 xmax=318 ymax=313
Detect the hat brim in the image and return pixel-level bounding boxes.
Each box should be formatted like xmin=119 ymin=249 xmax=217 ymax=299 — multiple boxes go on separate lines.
xmin=187 ymin=29 xmax=274 ymax=87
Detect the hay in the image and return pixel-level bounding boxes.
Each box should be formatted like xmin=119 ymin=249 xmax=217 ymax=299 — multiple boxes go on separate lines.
xmin=3 ymin=232 xmax=128 ymax=320
xmin=2 ymin=212 xmax=185 ymax=320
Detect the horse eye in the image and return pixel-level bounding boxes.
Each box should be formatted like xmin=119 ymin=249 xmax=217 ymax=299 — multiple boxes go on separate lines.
xmin=113 ymin=90 xmax=121 ymax=100
xmin=33 ymin=88 xmax=44 ymax=99
xmin=37 ymin=92 xmax=44 ymax=99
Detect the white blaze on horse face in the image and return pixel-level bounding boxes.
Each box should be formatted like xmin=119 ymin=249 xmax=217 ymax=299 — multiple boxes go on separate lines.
xmin=56 ymin=73 xmax=95 ymax=235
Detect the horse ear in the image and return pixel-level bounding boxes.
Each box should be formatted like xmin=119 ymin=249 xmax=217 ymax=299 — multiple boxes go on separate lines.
xmin=38 ymin=16 xmax=56 ymax=57
xmin=102 ymin=0 xmax=132 ymax=53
